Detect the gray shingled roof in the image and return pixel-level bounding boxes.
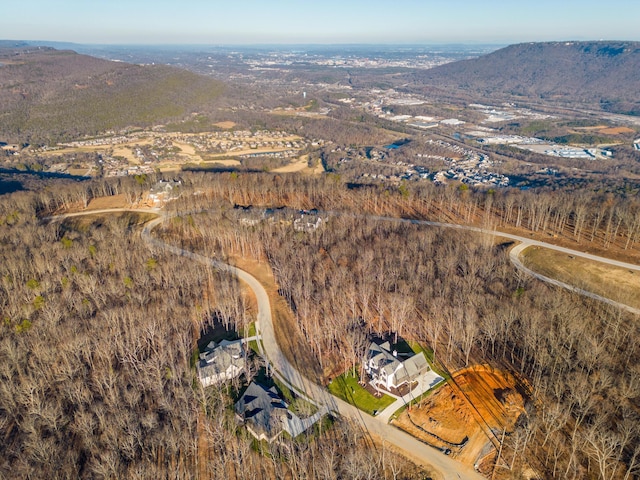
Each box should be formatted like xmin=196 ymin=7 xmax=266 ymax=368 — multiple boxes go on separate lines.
xmin=235 ymin=382 xmax=290 ymax=439
xmin=367 ymin=341 xmax=429 ymax=387
xmin=197 ymin=339 xmax=244 ymax=383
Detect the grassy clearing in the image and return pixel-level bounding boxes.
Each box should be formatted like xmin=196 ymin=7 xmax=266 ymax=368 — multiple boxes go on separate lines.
xmin=246 ymin=322 xmax=257 ymax=338
xmin=86 ymin=194 xmax=128 ymax=210
xmin=248 ymin=339 xmax=260 ymax=354
xmin=522 ymin=246 xmax=640 ymax=309
xmin=328 ymin=372 xmax=395 ymax=415
xmin=61 ymin=211 xmax=157 ymax=233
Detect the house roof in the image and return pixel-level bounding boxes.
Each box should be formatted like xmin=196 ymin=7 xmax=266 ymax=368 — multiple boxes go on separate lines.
xmin=367 ymin=341 xmax=428 ymax=386
xmin=197 ymin=339 xmax=244 ymax=380
xmin=402 ymin=352 xmax=428 ymax=377
xmin=235 ymin=382 xmax=290 ymax=439
xmin=368 ymin=342 xmax=402 ymax=376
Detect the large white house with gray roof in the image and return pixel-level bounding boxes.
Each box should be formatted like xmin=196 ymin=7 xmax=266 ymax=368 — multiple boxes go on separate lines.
xmin=364 ymin=341 xmax=430 ymax=391
xmin=197 ymin=339 xmax=245 ymax=387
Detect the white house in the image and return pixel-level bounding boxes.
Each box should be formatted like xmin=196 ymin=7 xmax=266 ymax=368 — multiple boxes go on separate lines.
xmin=197 ymin=339 xmax=245 ymax=387
xmin=148 ymin=180 xmax=181 ymax=206
xmin=293 ymin=211 xmax=323 ymax=232
xmin=365 ymin=341 xmax=429 ymax=391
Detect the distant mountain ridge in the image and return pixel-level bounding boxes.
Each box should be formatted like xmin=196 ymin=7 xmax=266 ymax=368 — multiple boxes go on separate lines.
xmin=0 ymin=46 xmax=225 ymax=143
xmin=404 ymin=41 xmax=640 ymax=115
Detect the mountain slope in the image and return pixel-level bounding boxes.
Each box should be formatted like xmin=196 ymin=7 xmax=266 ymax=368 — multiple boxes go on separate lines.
xmin=404 ymin=41 xmax=640 ymax=115
xmin=0 ymin=46 xmax=225 ymax=143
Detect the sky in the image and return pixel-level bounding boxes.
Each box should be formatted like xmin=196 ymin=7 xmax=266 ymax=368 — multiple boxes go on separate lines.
xmin=3 ymin=0 xmax=640 ymax=45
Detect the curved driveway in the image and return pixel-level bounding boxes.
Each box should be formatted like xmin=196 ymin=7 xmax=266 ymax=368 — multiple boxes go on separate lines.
xmin=48 ymin=206 xmax=640 ymax=480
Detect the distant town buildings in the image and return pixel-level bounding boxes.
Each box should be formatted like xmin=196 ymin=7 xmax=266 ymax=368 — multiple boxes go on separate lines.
xmin=469 ymin=103 xmax=555 ymax=123
xmin=439 ymin=118 xmax=465 ymax=126
xmin=471 ymin=131 xmax=614 ymax=160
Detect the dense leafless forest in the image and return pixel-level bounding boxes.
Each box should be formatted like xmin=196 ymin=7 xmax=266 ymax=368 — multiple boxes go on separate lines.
xmin=403 ymin=41 xmax=640 ymax=116
xmin=155 ymin=172 xmax=640 ymax=479
xmin=1 ymin=172 xmax=639 ymax=479
xmin=0 ymin=185 xmax=430 ymax=479
xmin=0 ymin=47 xmax=225 ymax=143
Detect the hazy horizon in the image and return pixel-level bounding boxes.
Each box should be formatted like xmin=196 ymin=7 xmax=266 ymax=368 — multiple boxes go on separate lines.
xmin=3 ymin=0 xmax=640 ymax=45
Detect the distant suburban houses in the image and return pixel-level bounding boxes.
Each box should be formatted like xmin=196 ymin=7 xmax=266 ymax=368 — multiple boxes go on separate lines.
xmin=232 ymin=206 xmax=325 ymax=232
xmin=365 ymin=341 xmax=430 ymax=392
xmin=197 ymin=339 xmax=245 ymax=387
xmin=235 ymin=382 xmax=326 ymax=442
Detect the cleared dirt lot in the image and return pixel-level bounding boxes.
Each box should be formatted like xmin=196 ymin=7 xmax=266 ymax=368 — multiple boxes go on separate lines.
xmin=522 ymin=246 xmax=640 ymax=309
xmin=394 ymin=365 xmax=526 ymax=470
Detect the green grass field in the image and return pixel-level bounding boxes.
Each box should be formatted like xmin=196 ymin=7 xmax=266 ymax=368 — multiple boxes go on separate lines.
xmin=328 ymin=371 xmax=395 ymax=415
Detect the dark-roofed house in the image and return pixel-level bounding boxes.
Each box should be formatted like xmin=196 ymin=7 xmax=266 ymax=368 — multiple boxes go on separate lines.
xmin=197 ymin=339 xmax=245 ymax=387
xmin=235 ymin=382 xmax=327 ymax=442
xmin=364 ymin=341 xmax=430 ymax=391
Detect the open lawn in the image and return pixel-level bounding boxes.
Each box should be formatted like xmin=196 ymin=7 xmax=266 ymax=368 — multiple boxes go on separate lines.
xmin=522 ymin=246 xmax=640 ymax=309
xmin=598 ymin=126 xmax=636 ymax=135
xmin=272 ymin=156 xmax=310 ymax=173
xmin=328 ymin=372 xmax=395 ymax=415
xmin=60 ymin=211 xmax=158 ymax=233
xmin=272 ymin=155 xmax=324 ymax=175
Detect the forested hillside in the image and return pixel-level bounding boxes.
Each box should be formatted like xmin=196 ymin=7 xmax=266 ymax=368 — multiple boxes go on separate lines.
xmin=159 ymin=173 xmax=640 ymax=480
xmin=403 ymin=41 xmax=640 ymax=115
xmin=0 ymin=47 xmax=225 ymax=143
xmin=1 ymin=172 xmax=640 ymax=478
xmin=0 ymin=189 xmax=427 ymax=479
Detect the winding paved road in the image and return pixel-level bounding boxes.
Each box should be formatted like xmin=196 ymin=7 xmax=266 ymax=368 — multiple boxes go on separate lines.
xmin=48 ymin=206 xmax=640 ymax=480
xmin=139 ymin=215 xmax=484 ymax=480
xmin=366 ymin=215 xmax=640 ymax=314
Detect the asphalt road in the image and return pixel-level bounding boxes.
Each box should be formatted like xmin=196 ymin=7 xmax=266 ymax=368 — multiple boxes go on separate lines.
xmin=365 ymin=215 xmax=640 ymax=314
xmin=48 ymin=206 xmax=640 ymax=479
